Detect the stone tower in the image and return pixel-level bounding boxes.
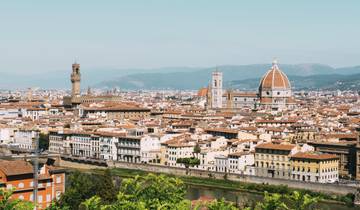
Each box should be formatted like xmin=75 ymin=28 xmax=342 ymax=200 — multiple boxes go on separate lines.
xmin=71 ymin=63 xmax=81 ymax=98
xmin=211 ymin=70 xmax=223 ymax=109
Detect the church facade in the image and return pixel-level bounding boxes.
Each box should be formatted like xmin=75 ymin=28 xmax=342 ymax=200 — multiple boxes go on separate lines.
xmin=206 ymin=60 xmax=296 ymax=111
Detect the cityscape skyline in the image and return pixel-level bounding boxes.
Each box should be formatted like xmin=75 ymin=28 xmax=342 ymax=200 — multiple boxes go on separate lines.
xmin=1 ymin=0 xmax=360 ymax=73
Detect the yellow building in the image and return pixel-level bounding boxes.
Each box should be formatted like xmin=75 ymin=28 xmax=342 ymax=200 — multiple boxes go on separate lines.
xmin=290 ymin=152 xmax=339 ymax=183
xmin=255 ymin=143 xmax=298 ymax=179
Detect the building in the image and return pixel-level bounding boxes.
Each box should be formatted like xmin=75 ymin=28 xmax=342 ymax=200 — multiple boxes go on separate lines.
xmin=115 ymin=136 xmax=141 ymax=163
xmin=206 ymin=59 xmax=296 ymax=111
xmin=209 ymin=70 xmax=223 ymax=109
xmin=0 ymin=160 xmax=65 ymax=209
xmin=82 ymin=104 xmax=151 ymax=120
xmin=308 ymin=141 xmax=358 ymax=179
xmin=290 ymin=152 xmax=339 ymax=183
xmin=140 ymin=135 xmax=161 ymax=164
xmin=63 ymin=62 xmax=123 ymax=108
xmin=71 ymin=62 xmax=81 ymax=98
xmin=258 ymin=59 xmax=295 ymax=110
xmin=255 ymin=143 xmax=298 ymax=179
xmin=228 ymin=152 xmax=255 ymax=175
xmin=13 ymin=129 xmax=39 ymax=150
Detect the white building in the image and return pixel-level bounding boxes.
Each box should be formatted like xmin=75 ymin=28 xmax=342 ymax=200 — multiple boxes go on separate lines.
xmin=140 ymin=135 xmax=161 ymax=164
xmin=0 ymin=127 xmax=15 ymax=144
xmin=13 ymin=129 xmax=39 ymax=150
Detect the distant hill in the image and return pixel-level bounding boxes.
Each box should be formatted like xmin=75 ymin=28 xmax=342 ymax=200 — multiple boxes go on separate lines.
xmin=228 ymin=74 xmax=360 ymax=91
xmin=1 ymin=64 xmax=360 ymax=90
xmin=96 ymin=64 xmax=360 ymax=90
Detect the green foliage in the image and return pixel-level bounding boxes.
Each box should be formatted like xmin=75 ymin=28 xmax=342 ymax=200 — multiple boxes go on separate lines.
xmin=0 ymin=188 xmax=34 ymax=210
xmin=176 ymin=157 xmax=200 ymax=168
xmin=39 ymin=133 xmax=49 ymax=151
xmin=117 ymin=173 xmax=186 ymax=209
xmin=193 ymin=143 xmax=201 ymax=154
xmin=285 ymin=191 xmax=319 ymax=210
xmin=207 ymin=198 xmax=238 ymax=210
xmin=255 ymin=192 xmax=288 ymax=210
xmin=78 ymin=173 xmax=190 ymax=210
xmin=57 ymin=170 xmax=117 ymax=209
xmin=78 ymin=196 xmax=102 ymax=210
xmin=46 ymin=202 xmax=70 ymax=210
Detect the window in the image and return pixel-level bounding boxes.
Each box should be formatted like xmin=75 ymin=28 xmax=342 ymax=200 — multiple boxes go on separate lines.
xmin=56 ymin=176 xmax=61 ymax=184
xmin=18 ymin=182 xmax=24 ymax=188
xmin=46 ymin=194 xmax=51 ymax=202
xmin=38 ymin=195 xmax=43 ymax=203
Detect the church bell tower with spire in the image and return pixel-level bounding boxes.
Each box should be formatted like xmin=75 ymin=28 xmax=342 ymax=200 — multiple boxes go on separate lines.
xmin=71 ymin=62 xmax=81 ymax=98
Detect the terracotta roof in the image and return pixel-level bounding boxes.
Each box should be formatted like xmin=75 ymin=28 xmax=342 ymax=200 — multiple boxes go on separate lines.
xmin=291 ymin=152 xmax=338 ymax=160
xmin=255 ymin=142 xmax=296 ymax=151
xmin=197 ymin=88 xmax=208 ymax=97
xmin=259 ymin=62 xmax=291 ymax=90
xmin=0 ymin=160 xmax=33 ymax=176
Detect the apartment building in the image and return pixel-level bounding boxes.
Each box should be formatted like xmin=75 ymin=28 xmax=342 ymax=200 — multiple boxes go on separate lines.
xmin=255 ymin=143 xmax=298 ymax=179
xmin=13 ymin=129 xmax=39 ymax=150
xmin=290 ymin=152 xmax=339 ymax=183
xmin=0 ymin=160 xmax=65 ymax=209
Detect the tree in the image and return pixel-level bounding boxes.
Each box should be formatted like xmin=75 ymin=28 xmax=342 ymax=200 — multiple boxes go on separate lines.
xmin=117 ymin=173 xmax=187 ymax=209
xmin=93 ymin=169 xmax=117 ymax=203
xmin=39 ymin=133 xmax=49 ymax=151
xmin=207 ymin=198 xmax=238 ymax=210
xmin=255 ymin=192 xmax=288 ymax=210
xmin=176 ymin=157 xmax=200 ymax=175
xmin=78 ymin=196 xmax=102 ymax=210
xmin=79 ymin=173 xmax=189 ymax=210
xmin=57 ymin=171 xmax=98 ymax=209
xmin=285 ymin=191 xmax=319 ymax=210
xmin=0 ymin=188 xmax=34 ymax=210
xmin=56 ymin=169 xmax=118 ymax=209
xmin=193 ymin=143 xmax=201 ymax=154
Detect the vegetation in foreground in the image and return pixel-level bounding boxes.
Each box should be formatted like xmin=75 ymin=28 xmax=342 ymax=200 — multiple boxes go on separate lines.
xmin=0 ymin=169 xmax=353 ymax=210
xmin=107 ymin=167 xmax=355 ymax=207
xmin=48 ymin=170 xmax=322 ymax=210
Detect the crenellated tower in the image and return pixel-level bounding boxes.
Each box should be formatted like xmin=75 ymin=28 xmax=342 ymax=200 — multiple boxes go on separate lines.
xmin=71 ymin=62 xmax=81 ymax=98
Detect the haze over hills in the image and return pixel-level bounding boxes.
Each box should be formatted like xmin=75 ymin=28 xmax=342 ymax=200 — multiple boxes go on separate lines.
xmin=1 ymin=64 xmax=360 ymax=90
xmin=96 ymin=64 xmax=360 ymax=90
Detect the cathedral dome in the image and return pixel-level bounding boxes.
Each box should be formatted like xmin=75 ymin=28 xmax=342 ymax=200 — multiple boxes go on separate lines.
xmin=259 ymin=60 xmax=291 ymax=90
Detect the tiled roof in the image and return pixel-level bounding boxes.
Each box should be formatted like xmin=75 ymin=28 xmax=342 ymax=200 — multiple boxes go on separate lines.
xmin=255 ymin=142 xmax=295 ymax=151
xmin=259 ymin=66 xmax=291 ymax=90
xmin=0 ymin=160 xmax=33 ymax=176
xmin=291 ymin=152 xmax=338 ymax=160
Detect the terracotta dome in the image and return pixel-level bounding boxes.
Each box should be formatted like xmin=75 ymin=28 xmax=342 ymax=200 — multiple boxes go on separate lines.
xmin=259 ymin=60 xmax=291 ymax=90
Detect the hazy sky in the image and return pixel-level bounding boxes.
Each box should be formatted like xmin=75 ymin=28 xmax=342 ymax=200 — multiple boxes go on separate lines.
xmin=1 ymin=0 xmax=360 ymax=73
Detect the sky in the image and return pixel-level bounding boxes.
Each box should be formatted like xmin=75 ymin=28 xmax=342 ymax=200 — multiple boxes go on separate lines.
xmin=1 ymin=0 xmax=360 ymax=73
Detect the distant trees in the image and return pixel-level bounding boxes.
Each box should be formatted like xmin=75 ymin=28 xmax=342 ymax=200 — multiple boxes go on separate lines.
xmin=176 ymin=157 xmax=200 ymax=174
xmin=193 ymin=143 xmax=201 ymax=154
xmin=39 ymin=133 xmax=49 ymax=151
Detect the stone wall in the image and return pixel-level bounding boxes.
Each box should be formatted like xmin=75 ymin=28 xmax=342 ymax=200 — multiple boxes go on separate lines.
xmin=59 ymin=159 xmax=357 ymax=196
xmin=107 ymin=161 xmax=357 ymax=195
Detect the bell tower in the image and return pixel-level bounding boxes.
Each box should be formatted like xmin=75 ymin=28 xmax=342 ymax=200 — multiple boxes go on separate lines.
xmin=71 ymin=62 xmax=81 ymax=98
